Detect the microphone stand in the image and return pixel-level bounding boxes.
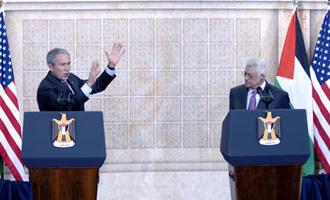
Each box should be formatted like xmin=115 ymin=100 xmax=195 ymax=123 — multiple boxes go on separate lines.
xmin=257 ymin=87 xmax=274 ymax=110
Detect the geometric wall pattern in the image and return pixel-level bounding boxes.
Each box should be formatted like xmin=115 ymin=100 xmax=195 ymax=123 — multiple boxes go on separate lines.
xmin=22 ymin=17 xmax=260 ymax=151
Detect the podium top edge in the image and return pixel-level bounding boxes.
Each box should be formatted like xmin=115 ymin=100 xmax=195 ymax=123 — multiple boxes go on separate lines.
xmin=228 ymin=109 xmax=306 ymax=112
xmin=24 ymin=111 xmax=103 ymax=114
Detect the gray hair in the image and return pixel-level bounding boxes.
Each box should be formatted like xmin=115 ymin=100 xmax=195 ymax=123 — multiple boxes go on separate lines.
xmin=246 ymin=57 xmax=268 ymax=77
xmin=46 ymin=48 xmax=70 ymax=65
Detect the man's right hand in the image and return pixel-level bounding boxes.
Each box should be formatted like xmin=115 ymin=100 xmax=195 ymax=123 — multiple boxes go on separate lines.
xmin=86 ymin=61 xmax=101 ymax=87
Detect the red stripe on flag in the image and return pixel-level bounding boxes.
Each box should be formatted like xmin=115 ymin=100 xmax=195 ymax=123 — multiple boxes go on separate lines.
xmin=277 ymin=12 xmax=296 ymax=79
xmin=313 ymin=113 xmax=330 ymax=150
xmin=0 ymin=96 xmax=21 ymax=137
xmin=0 ymin=143 xmax=23 ymax=180
xmin=0 ymin=119 xmax=24 ymax=166
xmin=314 ymin=139 xmax=330 ymax=172
xmin=321 ymin=83 xmax=330 ymax=102
xmin=312 ymin=87 xmax=330 ymax=125
xmin=4 ymin=86 xmax=19 ymax=109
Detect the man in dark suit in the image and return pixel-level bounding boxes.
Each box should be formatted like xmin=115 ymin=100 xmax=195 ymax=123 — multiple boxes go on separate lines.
xmin=37 ymin=43 xmax=125 ymax=111
xmin=229 ymin=57 xmax=290 ymax=110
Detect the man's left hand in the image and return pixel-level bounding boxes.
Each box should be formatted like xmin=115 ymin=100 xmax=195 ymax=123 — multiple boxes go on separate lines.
xmin=105 ymin=43 xmax=125 ymax=67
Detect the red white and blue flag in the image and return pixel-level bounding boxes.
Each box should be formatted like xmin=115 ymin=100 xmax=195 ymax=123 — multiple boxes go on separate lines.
xmin=311 ymin=9 xmax=330 ymax=173
xmin=0 ymin=11 xmax=26 ymax=180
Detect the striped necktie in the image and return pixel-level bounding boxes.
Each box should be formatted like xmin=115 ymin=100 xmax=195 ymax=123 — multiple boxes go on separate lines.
xmin=248 ymin=90 xmax=257 ymax=110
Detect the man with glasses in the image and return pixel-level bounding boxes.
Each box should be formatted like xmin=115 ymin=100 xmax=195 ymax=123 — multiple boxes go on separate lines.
xmin=229 ymin=57 xmax=290 ymax=110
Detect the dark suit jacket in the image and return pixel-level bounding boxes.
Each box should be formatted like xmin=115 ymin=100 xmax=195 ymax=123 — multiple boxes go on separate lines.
xmin=37 ymin=71 xmax=115 ymax=111
xmin=229 ymin=82 xmax=291 ymax=110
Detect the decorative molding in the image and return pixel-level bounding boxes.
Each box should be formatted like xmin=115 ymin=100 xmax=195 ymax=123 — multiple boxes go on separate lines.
xmin=105 ymin=148 xmax=223 ymax=163
xmin=100 ymin=162 xmax=227 ymax=173
xmin=101 ymin=148 xmax=225 ymax=172
xmin=2 ymin=0 xmax=328 ymax=11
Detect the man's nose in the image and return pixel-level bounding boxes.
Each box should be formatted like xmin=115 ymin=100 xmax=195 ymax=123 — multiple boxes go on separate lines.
xmin=64 ymin=67 xmax=70 ymax=72
xmin=64 ymin=64 xmax=70 ymax=70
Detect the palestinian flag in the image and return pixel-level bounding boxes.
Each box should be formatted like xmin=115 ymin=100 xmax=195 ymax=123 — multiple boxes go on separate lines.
xmin=275 ymin=10 xmax=314 ymax=175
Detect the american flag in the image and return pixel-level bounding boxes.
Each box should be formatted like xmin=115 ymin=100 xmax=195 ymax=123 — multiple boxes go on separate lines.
xmin=0 ymin=11 xmax=26 ymax=180
xmin=311 ymin=9 xmax=330 ymax=173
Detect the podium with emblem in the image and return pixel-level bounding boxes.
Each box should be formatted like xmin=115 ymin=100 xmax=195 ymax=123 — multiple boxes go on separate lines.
xmin=221 ymin=109 xmax=310 ymax=200
xmin=22 ymin=111 xmax=106 ymax=200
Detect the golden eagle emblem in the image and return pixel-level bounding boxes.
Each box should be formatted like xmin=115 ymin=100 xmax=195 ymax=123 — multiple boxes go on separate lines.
xmin=52 ymin=113 xmax=75 ymax=148
xmin=258 ymin=111 xmax=280 ymax=145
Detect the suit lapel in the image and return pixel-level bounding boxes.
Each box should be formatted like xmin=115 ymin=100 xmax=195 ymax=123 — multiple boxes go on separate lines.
xmin=240 ymin=86 xmax=248 ymax=109
xmin=257 ymin=100 xmax=265 ymax=109
xmin=67 ymin=75 xmax=77 ymax=94
xmin=257 ymin=82 xmax=270 ymax=109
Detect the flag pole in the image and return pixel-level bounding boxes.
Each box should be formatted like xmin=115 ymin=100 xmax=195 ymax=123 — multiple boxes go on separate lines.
xmin=0 ymin=0 xmax=4 ymax=13
xmin=293 ymin=0 xmax=299 ymax=11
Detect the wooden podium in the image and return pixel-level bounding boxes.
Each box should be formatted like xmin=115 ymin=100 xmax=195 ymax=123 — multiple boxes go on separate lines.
xmin=229 ymin=165 xmax=301 ymax=200
xmin=22 ymin=112 xmax=106 ymax=200
xmin=29 ymin=168 xmax=98 ymax=200
xmin=221 ymin=110 xmax=310 ymax=200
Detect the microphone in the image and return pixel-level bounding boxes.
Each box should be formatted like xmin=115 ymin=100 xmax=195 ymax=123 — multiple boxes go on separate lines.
xmin=57 ymin=93 xmax=73 ymax=105
xmin=257 ymin=87 xmax=273 ymax=109
xmin=256 ymin=87 xmax=263 ymax=95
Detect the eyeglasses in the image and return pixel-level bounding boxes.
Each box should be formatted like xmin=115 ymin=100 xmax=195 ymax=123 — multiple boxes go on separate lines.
xmin=244 ymin=71 xmax=257 ymax=79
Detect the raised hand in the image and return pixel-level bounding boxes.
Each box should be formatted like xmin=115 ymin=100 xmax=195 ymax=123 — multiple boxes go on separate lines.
xmin=86 ymin=61 xmax=102 ymax=87
xmin=105 ymin=43 xmax=125 ymax=67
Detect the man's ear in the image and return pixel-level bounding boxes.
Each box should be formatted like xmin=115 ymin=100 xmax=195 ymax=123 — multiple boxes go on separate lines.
xmin=48 ymin=64 xmax=54 ymax=71
xmin=258 ymin=75 xmax=266 ymax=85
xmin=260 ymin=74 xmax=266 ymax=80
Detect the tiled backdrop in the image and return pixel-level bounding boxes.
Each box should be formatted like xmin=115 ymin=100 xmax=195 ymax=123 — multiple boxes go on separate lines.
xmin=22 ymin=17 xmax=261 ymax=149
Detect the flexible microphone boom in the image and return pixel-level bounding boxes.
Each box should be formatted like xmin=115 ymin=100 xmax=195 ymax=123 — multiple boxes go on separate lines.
xmin=257 ymin=87 xmax=274 ymax=109
xmin=257 ymin=87 xmax=263 ymax=95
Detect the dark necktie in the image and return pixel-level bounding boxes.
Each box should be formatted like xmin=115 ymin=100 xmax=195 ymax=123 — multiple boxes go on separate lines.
xmin=248 ymin=90 xmax=257 ymax=110
xmin=62 ymin=80 xmax=74 ymax=94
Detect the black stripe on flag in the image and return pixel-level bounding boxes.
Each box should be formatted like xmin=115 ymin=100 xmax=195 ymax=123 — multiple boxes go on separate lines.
xmin=295 ymin=12 xmax=310 ymax=78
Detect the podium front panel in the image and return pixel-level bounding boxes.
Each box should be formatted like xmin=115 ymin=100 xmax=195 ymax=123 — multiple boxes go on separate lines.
xmin=22 ymin=111 xmax=106 ymax=168
xmin=220 ymin=109 xmax=310 ymax=166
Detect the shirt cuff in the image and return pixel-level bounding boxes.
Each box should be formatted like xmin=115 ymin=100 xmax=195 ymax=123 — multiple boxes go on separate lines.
xmin=81 ymin=83 xmax=93 ymax=97
xmin=105 ymin=66 xmax=116 ymax=77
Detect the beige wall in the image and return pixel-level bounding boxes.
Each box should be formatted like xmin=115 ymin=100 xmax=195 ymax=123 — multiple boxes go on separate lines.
xmin=4 ymin=1 xmax=326 ymax=199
